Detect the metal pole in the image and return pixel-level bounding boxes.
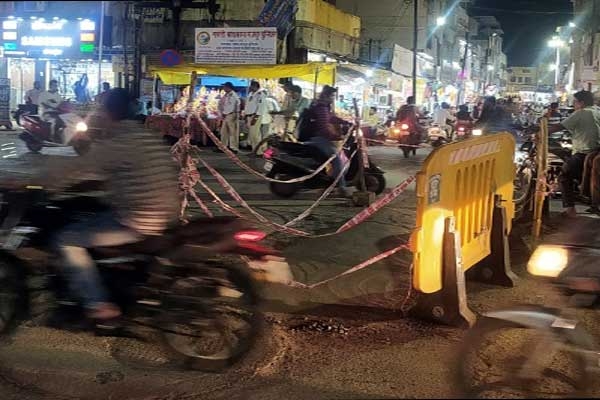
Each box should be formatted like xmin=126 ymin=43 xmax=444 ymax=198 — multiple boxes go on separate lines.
xmin=98 ymin=1 xmax=105 ymax=95
xmin=313 ymin=66 xmax=320 ymax=100
xmin=152 ymin=72 xmax=157 ymax=114
xmin=412 ymin=0 xmax=418 ymax=104
xmin=554 ymin=47 xmax=560 ymax=87
xmin=457 ymin=31 xmax=469 ymax=107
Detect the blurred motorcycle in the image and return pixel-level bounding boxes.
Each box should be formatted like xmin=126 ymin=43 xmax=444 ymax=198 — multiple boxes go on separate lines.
xmin=454 ymin=217 xmax=600 ymax=398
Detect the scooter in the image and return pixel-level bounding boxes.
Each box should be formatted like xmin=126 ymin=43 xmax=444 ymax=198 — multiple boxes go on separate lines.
xmin=427 ymin=123 xmax=450 ymax=148
xmin=454 ymin=217 xmax=600 ymax=398
xmin=454 ymin=120 xmax=474 ymax=140
xmin=13 ymin=103 xmax=38 ymax=126
xmin=263 ymin=129 xmax=386 ymax=198
xmin=0 ymin=184 xmax=284 ymax=372
xmin=18 ymin=101 xmax=90 ymax=155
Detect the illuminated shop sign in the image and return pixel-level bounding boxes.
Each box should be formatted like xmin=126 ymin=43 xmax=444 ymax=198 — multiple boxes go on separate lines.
xmin=0 ymin=18 xmax=96 ymax=58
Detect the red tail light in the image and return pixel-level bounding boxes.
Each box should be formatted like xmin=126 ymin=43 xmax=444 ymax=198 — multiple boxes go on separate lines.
xmin=234 ymin=230 xmax=267 ymax=242
xmin=263 ymin=148 xmax=275 ymax=159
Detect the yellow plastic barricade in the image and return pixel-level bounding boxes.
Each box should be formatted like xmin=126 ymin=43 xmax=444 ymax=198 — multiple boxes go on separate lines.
xmin=410 ymin=133 xmax=516 ymax=325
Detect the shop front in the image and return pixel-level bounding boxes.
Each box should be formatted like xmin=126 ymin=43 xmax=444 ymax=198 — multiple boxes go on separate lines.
xmin=0 ymin=16 xmax=113 ymax=110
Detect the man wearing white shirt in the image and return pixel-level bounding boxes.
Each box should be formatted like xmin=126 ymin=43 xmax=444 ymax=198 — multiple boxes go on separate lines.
xmin=38 ymin=79 xmax=63 ymax=141
xmin=244 ymin=80 xmax=267 ymax=152
xmin=25 ymin=81 xmax=42 ymax=106
xmin=217 ymin=82 xmax=240 ymax=154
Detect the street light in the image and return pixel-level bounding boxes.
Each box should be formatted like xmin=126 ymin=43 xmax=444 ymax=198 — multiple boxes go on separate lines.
xmin=436 ymin=16 xmax=446 ymax=27
xmin=569 ymin=21 xmax=576 ymax=28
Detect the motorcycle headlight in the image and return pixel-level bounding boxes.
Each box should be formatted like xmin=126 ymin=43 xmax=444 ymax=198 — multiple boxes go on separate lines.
xmin=527 ymin=245 xmax=568 ymax=278
xmin=472 ymin=129 xmax=483 ymax=136
xmin=75 ymin=121 xmax=88 ymax=132
xmin=400 ymin=124 xmax=409 ymax=130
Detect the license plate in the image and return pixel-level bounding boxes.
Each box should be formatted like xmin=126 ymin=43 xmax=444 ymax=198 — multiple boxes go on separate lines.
xmin=264 ymin=161 xmax=273 ymax=172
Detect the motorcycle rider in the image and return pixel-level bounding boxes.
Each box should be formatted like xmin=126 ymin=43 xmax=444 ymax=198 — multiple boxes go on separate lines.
xmin=548 ymin=90 xmax=600 ymax=218
xmin=38 ymin=79 xmax=63 ymax=142
xmin=303 ymin=85 xmax=351 ymax=197
xmin=10 ymin=88 xmax=180 ymax=321
xmin=396 ymin=96 xmax=425 ymax=155
xmin=432 ymin=102 xmax=455 ymax=138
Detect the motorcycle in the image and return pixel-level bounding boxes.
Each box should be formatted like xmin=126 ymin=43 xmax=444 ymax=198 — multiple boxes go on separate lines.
xmin=454 ymin=217 xmax=600 ymax=398
xmin=0 ymin=185 xmax=281 ymax=372
xmin=262 ymin=126 xmax=386 ymax=198
xmin=18 ymin=101 xmax=90 ymax=155
xmin=513 ymin=125 xmax=571 ymax=221
xmin=454 ymin=120 xmax=474 ymax=140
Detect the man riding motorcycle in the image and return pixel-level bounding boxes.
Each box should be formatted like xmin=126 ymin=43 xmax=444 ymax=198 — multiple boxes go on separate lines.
xmin=38 ymin=79 xmax=64 ymax=142
xmin=396 ymin=96 xmax=425 ymax=155
xmin=7 ymin=88 xmax=180 ymax=322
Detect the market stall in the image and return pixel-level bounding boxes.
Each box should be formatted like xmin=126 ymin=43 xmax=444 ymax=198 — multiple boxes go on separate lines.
xmin=145 ymin=62 xmax=336 ymax=145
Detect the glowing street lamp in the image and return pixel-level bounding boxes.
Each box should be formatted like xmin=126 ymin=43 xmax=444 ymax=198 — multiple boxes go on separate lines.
xmin=436 ymin=16 xmax=446 ymax=27
xmin=569 ymin=21 xmax=576 ymax=28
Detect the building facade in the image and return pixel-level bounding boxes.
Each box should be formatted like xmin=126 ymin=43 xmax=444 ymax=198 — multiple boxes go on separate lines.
xmin=570 ymin=0 xmax=600 ymax=93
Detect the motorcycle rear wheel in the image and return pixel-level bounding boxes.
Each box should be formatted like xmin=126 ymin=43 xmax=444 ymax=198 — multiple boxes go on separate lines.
xmin=454 ymin=317 xmax=593 ymax=399
xmin=160 ymin=262 xmax=260 ymax=372
xmin=25 ymin=140 xmax=43 ymax=153
xmin=365 ymin=173 xmax=386 ymax=195
xmin=268 ymin=170 xmax=300 ymax=198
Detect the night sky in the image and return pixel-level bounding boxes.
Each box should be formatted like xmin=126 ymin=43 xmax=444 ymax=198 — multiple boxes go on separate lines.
xmin=470 ymin=0 xmax=573 ymax=66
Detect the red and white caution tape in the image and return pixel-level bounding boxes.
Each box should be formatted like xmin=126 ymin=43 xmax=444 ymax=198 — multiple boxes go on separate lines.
xmin=366 ymin=138 xmax=429 ymax=148
xmin=195 ymin=115 xmax=354 ymax=184
xmin=360 ymin=136 xmax=370 ymax=168
xmin=286 ymin=243 xmax=410 ymax=289
xmin=336 ymin=174 xmax=417 ymax=233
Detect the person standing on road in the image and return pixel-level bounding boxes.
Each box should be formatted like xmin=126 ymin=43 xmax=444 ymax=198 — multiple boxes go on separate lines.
xmin=244 ymin=80 xmax=267 ymax=152
xmin=255 ymin=93 xmax=280 ymax=156
xmin=272 ymin=85 xmax=310 ymax=134
xmin=25 ymin=81 xmax=42 ymax=107
xmin=217 ymin=82 xmax=240 ymax=154
xmin=548 ymin=90 xmax=600 ymax=218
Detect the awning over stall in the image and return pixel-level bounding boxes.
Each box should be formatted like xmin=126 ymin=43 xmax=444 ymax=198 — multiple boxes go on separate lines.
xmin=149 ymin=62 xmax=336 ymax=86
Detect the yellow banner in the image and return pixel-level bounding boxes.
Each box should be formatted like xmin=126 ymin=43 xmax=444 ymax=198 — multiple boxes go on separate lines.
xmin=150 ymin=62 xmax=336 ymax=86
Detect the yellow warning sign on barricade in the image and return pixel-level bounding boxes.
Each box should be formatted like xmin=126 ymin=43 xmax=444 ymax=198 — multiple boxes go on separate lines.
xmin=411 ymin=133 xmax=516 ymax=294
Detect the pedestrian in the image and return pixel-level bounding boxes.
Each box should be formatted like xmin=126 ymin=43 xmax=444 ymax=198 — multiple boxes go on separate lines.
xmin=25 ymin=81 xmax=42 ymax=106
xmin=244 ymin=80 xmax=267 ymax=152
xmin=548 ymin=90 xmax=600 ymax=218
xmin=217 ymin=82 xmax=240 ymax=154
xmin=95 ymin=82 xmax=111 ymax=104
xmin=255 ymin=93 xmax=279 ymax=156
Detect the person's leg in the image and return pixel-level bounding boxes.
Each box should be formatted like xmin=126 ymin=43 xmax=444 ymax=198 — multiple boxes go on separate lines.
xmin=581 ymin=150 xmax=598 ymax=198
xmin=220 ymin=116 xmax=231 ymax=149
xmin=53 ymin=212 xmax=141 ymax=319
xmin=256 ymin=123 xmax=270 ymax=155
xmin=228 ymin=114 xmax=239 ymax=151
xmin=590 ymin=154 xmax=600 ymax=211
xmin=248 ymin=119 xmax=261 ymax=150
xmin=308 ymin=136 xmax=347 ymax=189
xmin=560 ymin=153 xmax=586 ymax=216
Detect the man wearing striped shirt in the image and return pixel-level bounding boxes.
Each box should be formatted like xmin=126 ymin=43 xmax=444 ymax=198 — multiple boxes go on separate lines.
xmin=29 ymin=89 xmax=180 ymax=321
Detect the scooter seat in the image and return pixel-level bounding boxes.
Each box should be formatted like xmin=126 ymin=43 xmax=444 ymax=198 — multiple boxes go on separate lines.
xmin=275 ymin=141 xmax=330 ymax=162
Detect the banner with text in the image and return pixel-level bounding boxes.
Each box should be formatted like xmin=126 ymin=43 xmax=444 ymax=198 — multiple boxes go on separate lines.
xmin=258 ymin=0 xmax=298 ymax=39
xmin=194 ymin=27 xmax=277 ymax=65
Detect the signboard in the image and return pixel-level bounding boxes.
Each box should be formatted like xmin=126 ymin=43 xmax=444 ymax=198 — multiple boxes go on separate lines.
xmin=160 ymin=49 xmax=182 ymax=67
xmin=0 ymin=17 xmax=97 ymax=59
xmin=0 ymin=78 xmax=10 ymax=124
xmin=194 ymin=27 xmax=277 ymax=65
xmin=258 ymin=0 xmax=298 ymax=39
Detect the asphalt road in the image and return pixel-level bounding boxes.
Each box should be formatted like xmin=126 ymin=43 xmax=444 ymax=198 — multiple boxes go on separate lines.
xmin=1 ymin=131 xmax=600 ymax=399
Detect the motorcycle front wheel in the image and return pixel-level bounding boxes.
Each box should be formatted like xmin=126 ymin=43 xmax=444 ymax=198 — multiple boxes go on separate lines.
xmin=160 ymin=262 xmax=260 ymax=372
xmin=454 ymin=317 xmax=593 ymax=399
xmin=268 ymin=170 xmax=300 ymax=198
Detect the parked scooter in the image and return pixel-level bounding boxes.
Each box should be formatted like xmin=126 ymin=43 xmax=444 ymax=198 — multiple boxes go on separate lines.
xmin=263 ymin=125 xmax=386 ymax=198
xmin=454 ymin=217 xmax=600 ymax=398
xmin=0 ymin=184 xmax=282 ymax=372
xmin=427 ymin=123 xmax=450 ymax=148
xmin=13 ymin=103 xmax=38 ymax=126
xmin=18 ymin=101 xmax=90 ymax=155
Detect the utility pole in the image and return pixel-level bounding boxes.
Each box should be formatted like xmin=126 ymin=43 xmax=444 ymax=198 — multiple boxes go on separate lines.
xmin=412 ymin=0 xmax=418 ymax=104
xmin=457 ymin=31 xmax=469 ymax=107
